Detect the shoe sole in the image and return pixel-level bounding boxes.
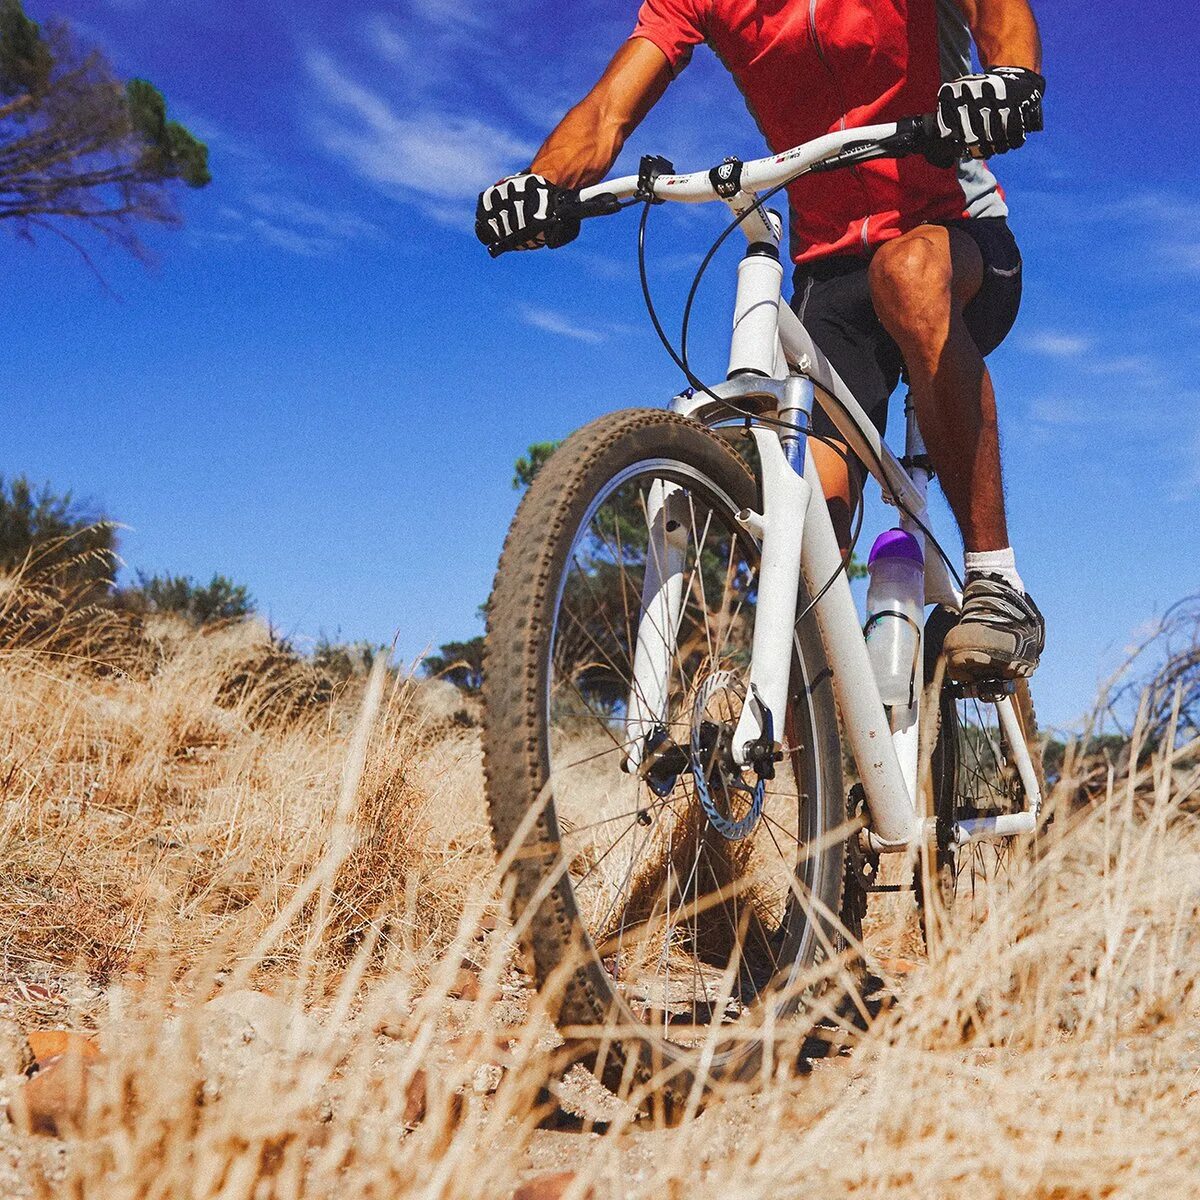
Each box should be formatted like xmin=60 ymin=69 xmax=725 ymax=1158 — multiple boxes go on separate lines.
xmin=945 ymin=648 xmax=1038 ymax=685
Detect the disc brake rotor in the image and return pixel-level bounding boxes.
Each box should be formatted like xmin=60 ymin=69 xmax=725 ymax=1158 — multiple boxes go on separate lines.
xmin=690 ymin=670 xmax=766 ymax=841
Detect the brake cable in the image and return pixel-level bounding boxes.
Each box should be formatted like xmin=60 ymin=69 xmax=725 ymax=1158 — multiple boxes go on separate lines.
xmin=634 ymin=150 xmax=964 ymax=593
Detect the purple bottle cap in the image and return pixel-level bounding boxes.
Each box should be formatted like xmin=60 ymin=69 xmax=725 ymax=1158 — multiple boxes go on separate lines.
xmin=867 ymin=528 xmax=924 ymax=568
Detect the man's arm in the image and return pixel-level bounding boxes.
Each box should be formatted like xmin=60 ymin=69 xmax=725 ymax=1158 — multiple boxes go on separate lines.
xmin=937 ymin=0 xmax=1044 ymax=157
xmin=529 ymin=39 xmax=674 ymax=189
xmin=950 ymin=0 xmax=1042 ymax=71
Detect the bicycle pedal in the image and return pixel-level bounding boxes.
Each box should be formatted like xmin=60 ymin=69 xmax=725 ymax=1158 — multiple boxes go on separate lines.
xmin=953 ymin=678 xmax=1017 ymax=703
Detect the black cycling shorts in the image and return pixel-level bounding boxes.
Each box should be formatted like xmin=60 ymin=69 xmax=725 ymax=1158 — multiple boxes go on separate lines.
xmin=790 ymin=216 xmax=1023 ymax=441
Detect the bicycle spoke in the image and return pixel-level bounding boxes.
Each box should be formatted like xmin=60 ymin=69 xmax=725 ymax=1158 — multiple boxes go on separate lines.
xmin=936 ymin=687 xmax=1036 ymax=921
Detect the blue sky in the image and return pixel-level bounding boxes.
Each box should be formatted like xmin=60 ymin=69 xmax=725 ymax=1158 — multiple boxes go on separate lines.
xmin=2 ymin=0 xmax=1197 ymax=731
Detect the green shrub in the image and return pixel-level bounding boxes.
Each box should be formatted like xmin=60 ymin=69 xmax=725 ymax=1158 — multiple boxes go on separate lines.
xmin=123 ymin=572 xmax=254 ymax=625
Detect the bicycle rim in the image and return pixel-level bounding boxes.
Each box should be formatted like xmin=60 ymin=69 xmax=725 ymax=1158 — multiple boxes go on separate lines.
xmin=543 ymin=456 xmax=833 ymax=1063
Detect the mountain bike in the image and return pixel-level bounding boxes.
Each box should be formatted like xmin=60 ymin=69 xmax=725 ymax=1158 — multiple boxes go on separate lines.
xmin=482 ymin=115 xmax=1045 ymax=1109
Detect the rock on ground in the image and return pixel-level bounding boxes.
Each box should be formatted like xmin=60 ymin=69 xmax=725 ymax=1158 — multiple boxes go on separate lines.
xmin=514 ymin=1171 xmax=595 ymax=1200
xmin=7 ymin=1055 xmax=97 ymax=1137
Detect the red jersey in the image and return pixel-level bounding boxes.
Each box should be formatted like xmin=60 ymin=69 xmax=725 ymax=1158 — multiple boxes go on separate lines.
xmin=631 ymin=0 xmax=1008 ymax=264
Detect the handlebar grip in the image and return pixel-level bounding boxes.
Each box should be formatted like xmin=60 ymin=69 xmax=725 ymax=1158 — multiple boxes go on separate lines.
xmin=918 ymin=112 xmax=941 ymax=143
xmin=914 ymin=111 xmax=967 ymax=168
xmin=557 ymin=193 xmax=623 ymax=221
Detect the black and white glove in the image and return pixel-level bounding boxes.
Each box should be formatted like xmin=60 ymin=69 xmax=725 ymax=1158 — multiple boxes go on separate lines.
xmin=475 ymin=173 xmax=581 ymax=256
xmin=937 ymin=66 xmax=1045 ymax=157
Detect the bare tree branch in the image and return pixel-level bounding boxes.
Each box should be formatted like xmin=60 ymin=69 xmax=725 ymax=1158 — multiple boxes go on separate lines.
xmin=0 ymin=11 xmax=208 ymax=265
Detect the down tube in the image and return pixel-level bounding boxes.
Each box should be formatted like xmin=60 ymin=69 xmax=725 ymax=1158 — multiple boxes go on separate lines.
xmin=800 ymin=454 xmax=917 ymax=847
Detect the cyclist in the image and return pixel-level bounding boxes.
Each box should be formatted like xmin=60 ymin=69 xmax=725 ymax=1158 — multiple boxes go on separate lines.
xmin=476 ymin=0 xmax=1046 ymax=685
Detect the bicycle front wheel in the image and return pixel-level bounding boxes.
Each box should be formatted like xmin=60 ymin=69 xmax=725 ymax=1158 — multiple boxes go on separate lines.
xmin=483 ymin=409 xmax=846 ymax=1109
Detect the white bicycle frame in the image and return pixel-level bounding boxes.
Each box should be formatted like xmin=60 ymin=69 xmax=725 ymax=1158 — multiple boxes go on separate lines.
xmin=581 ymin=122 xmax=1043 ymax=853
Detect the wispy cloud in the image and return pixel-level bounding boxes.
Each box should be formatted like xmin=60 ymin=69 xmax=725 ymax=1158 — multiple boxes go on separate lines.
xmin=1025 ymin=187 xmax=1200 ymax=280
xmin=1022 ymin=330 xmax=1168 ymax=392
xmin=362 ymin=13 xmax=409 ymax=65
xmin=244 ymin=193 xmax=381 ymax=242
xmin=206 ymin=192 xmax=383 ymax=257
xmin=1081 ymin=353 xmax=1167 ymax=392
xmin=519 ymin=305 xmax=606 ymax=344
xmin=1025 ymin=331 xmax=1091 ymax=358
xmin=1119 ymin=193 xmax=1200 ymax=276
xmin=1026 ymin=395 xmax=1090 ymax=428
xmin=306 ymin=51 xmax=534 ymax=205
xmin=306 ymin=4 xmax=765 ymax=236
xmin=247 ymin=220 xmax=338 ymax=257
xmin=406 ymin=0 xmax=487 ymax=31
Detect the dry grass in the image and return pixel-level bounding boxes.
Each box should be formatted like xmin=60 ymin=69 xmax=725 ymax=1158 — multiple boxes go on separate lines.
xmin=1 ymin=577 xmax=1200 ymax=1198
xmin=0 ymin=570 xmax=489 ymax=991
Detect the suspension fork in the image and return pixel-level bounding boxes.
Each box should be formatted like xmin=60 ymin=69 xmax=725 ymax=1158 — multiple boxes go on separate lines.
xmin=729 ymin=379 xmax=814 ymax=764
xmin=621 ymin=376 xmax=817 ymax=774
xmin=622 ymin=480 xmax=690 ymax=771
xmin=624 ymin=226 xmax=795 ymax=773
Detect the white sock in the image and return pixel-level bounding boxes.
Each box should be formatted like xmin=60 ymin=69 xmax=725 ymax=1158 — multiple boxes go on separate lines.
xmin=964 ymin=547 xmax=1026 ymax=594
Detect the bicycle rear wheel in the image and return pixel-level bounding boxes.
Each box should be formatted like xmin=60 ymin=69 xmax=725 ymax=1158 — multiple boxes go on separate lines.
xmin=923 ymin=606 xmax=1044 ymax=928
xmin=483 ymin=409 xmax=847 ymax=1110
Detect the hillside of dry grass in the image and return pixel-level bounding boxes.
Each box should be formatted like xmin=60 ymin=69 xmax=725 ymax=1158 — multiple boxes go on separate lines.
xmin=1 ymin=567 xmax=1199 ymax=1199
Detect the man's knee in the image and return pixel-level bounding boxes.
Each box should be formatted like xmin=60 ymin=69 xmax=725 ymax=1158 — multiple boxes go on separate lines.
xmin=868 ymin=230 xmax=953 ymax=322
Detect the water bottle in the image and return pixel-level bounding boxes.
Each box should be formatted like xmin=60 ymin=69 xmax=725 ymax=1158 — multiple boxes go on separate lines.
xmin=864 ymin=529 xmax=925 ymax=708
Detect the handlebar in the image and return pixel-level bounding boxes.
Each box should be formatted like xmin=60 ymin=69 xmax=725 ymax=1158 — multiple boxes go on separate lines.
xmin=575 ymin=113 xmax=949 ymax=209
xmin=487 ymin=114 xmax=956 ymax=257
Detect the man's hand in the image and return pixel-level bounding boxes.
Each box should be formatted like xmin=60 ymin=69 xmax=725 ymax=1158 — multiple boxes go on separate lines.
xmin=937 ymin=66 xmax=1045 ymax=156
xmin=475 ymin=174 xmax=581 ymax=256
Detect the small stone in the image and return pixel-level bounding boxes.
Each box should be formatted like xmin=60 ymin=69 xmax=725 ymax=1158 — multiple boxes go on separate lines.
xmin=448 ymin=968 xmax=480 ymax=1002
xmin=877 ymin=956 xmax=920 ymax=977
xmin=514 ymin=1171 xmax=594 ymax=1200
xmin=473 ymin=913 xmax=500 ymax=939
xmin=200 ymin=990 xmax=317 ymax=1051
xmin=26 ymin=1031 xmax=100 ymax=1065
xmin=175 ymin=990 xmax=320 ymax=1105
xmin=402 ymin=1068 xmax=465 ymax=1142
xmin=445 ymin=1032 xmax=509 ymax=1065
xmin=8 ymin=1053 xmax=96 ymax=1137
xmin=444 ymin=1033 xmax=510 ymax=1094
xmin=471 ymin=1063 xmax=504 ymax=1095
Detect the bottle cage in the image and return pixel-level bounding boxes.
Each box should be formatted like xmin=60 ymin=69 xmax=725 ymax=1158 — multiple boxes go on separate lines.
xmin=862 ymin=609 xmax=923 ymax=709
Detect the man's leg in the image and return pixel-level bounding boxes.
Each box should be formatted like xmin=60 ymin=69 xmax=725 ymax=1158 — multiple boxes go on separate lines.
xmin=868 ymin=225 xmax=1007 ymax=553
xmin=810 ymin=436 xmax=859 ymax=553
xmin=866 ymin=224 xmax=1043 ymax=680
